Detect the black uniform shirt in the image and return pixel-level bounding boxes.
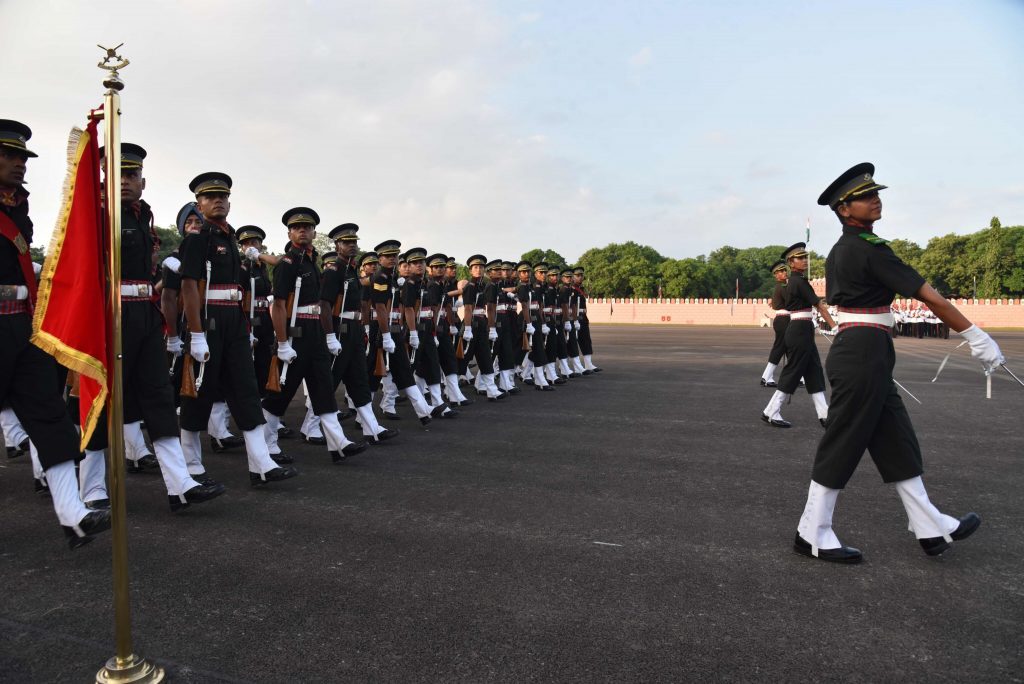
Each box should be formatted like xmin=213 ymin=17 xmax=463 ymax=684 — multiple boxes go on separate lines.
xmin=825 ymin=226 xmax=926 ymax=308
xmin=320 ymin=258 xmax=362 ymax=312
xmin=783 ymin=272 xmax=820 ymax=311
xmin=121 ymin=200 xmax=158 ymax=281
xmin=240 ymin=259 xmax=272 ymax=298
xmin=181 ymin=221 xmax=242 ymax=286
xmin=423 ymin=279 xmax=442 ymax=308
xmin=272 ymin=246 xmax=321 ymax=306
xmin=462 ymin=277 xmax=492 ymax=311
xmin=0 ymin=187 xmax=31 ymax=285
xmin=401 ymin=277 xmax=422 ymax=309
xmin=771 ymin=282 xmax=787 ymax=310
xmin=370 ymin=267 xmax=396 ymax=306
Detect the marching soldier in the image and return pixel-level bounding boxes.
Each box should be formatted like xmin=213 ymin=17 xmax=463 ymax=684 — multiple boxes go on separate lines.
xmin=533 ymin=262 xmax=562 ymax=385
xmin=259 ymin=208 xmax=367 ymax=463
xmin=794 ymin=163 xmax=1000 ymax=563
xmin=461 ymin=255 xmax=504 ymax=400
xmin=544 ymin=266 xmax=570 ymax=382
xmin=561 ymin=267 xmax=586 ymax=376
xmin=370 ymin=240 xmax=435 ymax=423
xmin=405 ymin=249 xmax=458 ymax=416
xmin=444 ymin=256 xmax=472 ymax=383
xmin=237 ymin=225 xmax=277 ymax=399
xmin=759 ymin=260 xmax=789 ymax=387
xmin=572 ymin=266 xmax=600 ymax=373
xmin=488 ymin=259 xmax=519 ymax=394
xmin=80 ymin=143 xmax=227 ymax=514
xmin=429 ymin=253 xmax=471 ymax=406
xmin=0 ymin=118 xmax=110 ymax=546
xmin=761 ymin=243 xmax=835 ymax=428
xmin=179 ymin=172 xmax=297 ymax=485
xmin=517 ymin=261 xmax=552 ymax=390
xmin=318 ymin=223 xmax=398 ymax=442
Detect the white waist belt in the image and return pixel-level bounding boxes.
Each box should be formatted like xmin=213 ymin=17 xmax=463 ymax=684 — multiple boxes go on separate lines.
xmin=496 ymin=304 xmax=510 ymax=312
xmin=340 ymin=311 xmax=360 ymax=320
xmin=120 ymin=283 xmax=152 ymax=297
xmin=0 ymin=285 xmax=29 ymax=300
xmin=207 ymin=288 xmax=242 ymax=301
xmin=789 ymin=311 xmax=814 ymax=321
xmin=837 ymin=312 xmax=895 ymax=327
xmin=296 ymin=304 xmax=320 ymax=315
xmin=390 ymin=312 xmax=402 ymax=320
xmin=473 ymin=308 xmax=486 ymax=315
xmin=773 ymin=310 xmax=790 ymax=316
xmin=418 ymin=310 xmax=434 ymax=318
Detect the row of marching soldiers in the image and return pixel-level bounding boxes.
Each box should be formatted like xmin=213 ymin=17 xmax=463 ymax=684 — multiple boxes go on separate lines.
xmin=0 ymin=123 xmax=600 ymax=549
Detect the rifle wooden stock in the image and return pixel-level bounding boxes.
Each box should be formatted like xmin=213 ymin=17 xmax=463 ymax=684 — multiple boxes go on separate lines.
xmin=265 ymin=291 xmax=294 ymax=392
xmin=522 ymin=330 xmax=530 ymax=351
xmin=455 ymin=335 xmax=465 ymax=359
xmin=181 ymin=358 xmax=197 ymax=398
xmin=374 ymin=347 xmax=386 ymax=377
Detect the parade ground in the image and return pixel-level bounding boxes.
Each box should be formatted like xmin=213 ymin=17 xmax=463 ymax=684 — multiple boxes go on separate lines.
xmin=2 ymin=325 xmax=1022 ymax=683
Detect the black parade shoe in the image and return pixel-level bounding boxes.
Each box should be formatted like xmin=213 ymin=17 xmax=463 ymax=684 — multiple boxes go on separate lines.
xmin=302 ymin=435 xmax=328 ymax=446
xmin=419 ymin=416 xmax=433 ymax=426
xmin=760 ymin=379 xmax=777 ymax=388
xmin=793 ymin=534 xmax=863 ymax=564
xmin=277 ymin=425 xmax=296 ymax=440
xmin=126 ymin=454 xmax=159 ymax=474
xmin=272 ymin=453 xmax=294 ymax=465
xmin=249 ymin=466 xmax=299 ymax=486
xmin=338 ymin=408 xmax=357 ymax=421
xmin=85 ymin=498 xmax=111 ymax=511
xmin=371 ymin=427 xmax=400 ymax=442
xmin=760 ymin=413 xmax=792 ymax=428
xmin=169 ymin=482 xmax=227 ymax=512
xmin=919 ymin=512 xmax=981 ymax=556
xmin=383 ymin=411 xmax=402 ymax=421
xmin=330 ymin=440 xmax=369 ymax=463
xmin=537 ymin=385 xmax=555 ymax=392
xmin=210 ymin=435 xmax=244 ymax=452
xmin=63 ymin=509 xmax=112 ymax=550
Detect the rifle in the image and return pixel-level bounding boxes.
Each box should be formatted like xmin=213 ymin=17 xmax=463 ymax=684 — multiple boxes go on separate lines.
xmin=331 ymin=276 xmax=350 ymax=371
xmin=409 ymin=279 xmax=425 ymax=365
xmin=522 ymin=290 xmax=532 ymax=351
xmin=265 ymin=290 xmax=296 ymax=392
xmin=181 ymin=336 xmax=198 ymax=398
xmin=279 ymin=275 xmax=303 ymax=386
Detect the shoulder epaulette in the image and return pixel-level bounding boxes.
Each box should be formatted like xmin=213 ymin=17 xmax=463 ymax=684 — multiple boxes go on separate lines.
xmin=858 ymin=232 xmax=890 ymax=246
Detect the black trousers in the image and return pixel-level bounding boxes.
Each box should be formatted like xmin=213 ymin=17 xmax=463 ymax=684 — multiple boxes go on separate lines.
xmin=86 ymin=301 xmax=181 ymax=449
xmin=494 ymin=312 xmax=518 ymax=372
xmin=528 ymin=318 xmax=548 ymax=366
xmin=436 ymin=319 xmax=459 ymax=377
xmin=812 ymin=328 xmax=923 ymax=489
xmin=262 ymin=317 xmax=338 ymax=417
xmin=467 ymin=317 xmax=494 ymax=375
xmin=551 ymin=317 xmax=569 ymax=361
xmin=578 ymin=316 xmax=593 ymax=355
xmin=768 ymin=315 xmax=789 ymax=364
xmin=567 ymin=325 xmax=581 ymax=357
xmin=179 ymin=305 xmax=265 ymax=432
xmin=777 ymin=320 xmax=826 ymax=394
xmin=413 ymin=320 xmax=443 ymax=385
xmin=252 ymin=309 xmax=275 ymax=398
xmin=0 ymin=312 xmax=80 ymax=470
xmin=330 ymin=316 xmax=372 ymax=407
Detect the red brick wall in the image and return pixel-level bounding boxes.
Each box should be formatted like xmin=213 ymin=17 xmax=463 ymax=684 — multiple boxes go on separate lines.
xmin=585 ymin=298 xmax=1024 ymax=329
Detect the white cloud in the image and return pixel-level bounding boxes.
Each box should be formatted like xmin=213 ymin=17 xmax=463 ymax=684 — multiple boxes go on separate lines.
xmin=628 ymin=47 xmax=653 ymax=67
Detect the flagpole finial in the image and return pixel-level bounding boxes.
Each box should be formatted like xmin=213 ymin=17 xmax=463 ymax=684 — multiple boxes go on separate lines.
xmin=97 ymin=44 xmax=129 ymax=91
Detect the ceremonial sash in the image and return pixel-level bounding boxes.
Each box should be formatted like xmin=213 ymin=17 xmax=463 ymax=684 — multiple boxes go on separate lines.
xmin=0 ymin=211 xmax=37 ymax=312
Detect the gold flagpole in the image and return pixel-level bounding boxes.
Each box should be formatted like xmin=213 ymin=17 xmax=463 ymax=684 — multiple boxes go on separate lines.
xmin=95 ymin=45 xmax=164 ymax=684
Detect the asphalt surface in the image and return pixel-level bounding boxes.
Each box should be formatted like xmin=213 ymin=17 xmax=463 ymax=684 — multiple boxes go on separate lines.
xmin=2 ymin=326 xmax=1022 ymax=683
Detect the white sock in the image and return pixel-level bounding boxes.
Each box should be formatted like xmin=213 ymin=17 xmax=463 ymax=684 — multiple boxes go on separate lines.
xmin=545 ymin=363 xmax=558 ymax=382
xmin=811 ymin=392 xmax=829 ymax=421
xmin=356 ymin=403 xmax=386 ymax=439
xmin=761 ymin=362 xmax=777 ymax=383
xmin=46 ymin=460 xmax=90 ymax=526
xmin=78 ymin=449 xmax=107 ymax=503
xmin=764 ymin=390 xmax=790 ymax=421
xmin=301 ymin=405 xmax=322 ymax=439
xmin=571 ymin=356 xmax=585 ymax=373
xmin=445 ymin=374 xmax=467 ymax=403
xmin=796 ymin=480 xmax=843 ymax=553
xmin=583 ymin=354 xmax=597 ymax=370
xmin=180 ymin=429 xmax=205 ymax=475
xmin=153 ymin=436 xmax=200 ymax=496
xmin=895 ymin=476 xmax=960 ymax=540
xmin=243 ymin=428 xmax=279 ymax=475
xmin=30 ymin=441 xmax=44 ymax=480
xmin=429 ymin=384 xmax=445 ymax=406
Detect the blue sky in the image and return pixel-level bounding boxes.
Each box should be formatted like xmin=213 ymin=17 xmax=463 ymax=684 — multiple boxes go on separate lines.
xmin=3 ymin=0 xmax=1022 ymax=262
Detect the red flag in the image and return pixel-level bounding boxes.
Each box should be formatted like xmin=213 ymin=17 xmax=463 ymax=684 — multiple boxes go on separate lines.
xmin=31 ymin=116 xmax=108 ymax=450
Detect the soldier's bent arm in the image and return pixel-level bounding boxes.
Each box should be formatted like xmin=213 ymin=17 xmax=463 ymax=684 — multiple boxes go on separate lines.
xmin=271 ymin=298 xmax=288 ymax=343
xmin=181 ymin=279 xmax=202 ymax=333
xmin=161 ymin=286 xmax=179 ymax=333
xmin=915 ymin=283 xmax=971 ymax=332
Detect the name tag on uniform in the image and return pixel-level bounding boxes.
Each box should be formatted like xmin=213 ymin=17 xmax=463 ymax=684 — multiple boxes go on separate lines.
xmin=216 ymin=245 xmax=227 ymax=254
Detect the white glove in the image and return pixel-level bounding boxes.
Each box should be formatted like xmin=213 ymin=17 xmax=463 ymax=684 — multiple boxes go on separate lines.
xmin=488 ymin=327 xmax=498 ymax=342
xmin=249 ymin=333 xmax=257 ymax=349
xmin=507 ymin=291 xmax=517 ymax=301
xmin=277 ymin=340 xmax=297 ymax=363
xmin=326 ymin=333 xmax=342 ymax=355
xmin=526 ymin=324 xmax=536 ymax=335
xmin=541 ymin=324 xmax=550 ymax=335
xmin=166 ymin=335 xmax=183 ymax=357
xmin=364 ymin=325 xmax=370 ymax=336
xmin=564 ymin=321 xmax=572 ymax=332
xmin=189 ymin=332 xmax=210 ymax=362
xmin=959 ymin=324 xmax=1005 ymax=372
xmin=573 ymin=320 xmax=580 ymax=330
xmin=409 ymin=330 xmax=420 ymax=350
xmin=462 ymin=327 xmax=474 ymax=342
xmin=382 ymin=332 xmax=396 ymax=354
xmin=396 ymin=277 xmax=406 ymax=287
xmin=244 ymin=246 xmax=260 ymax=261
xmin=433 ymin=335 xmax=439 ymax=347
xmin=163 ymin=256 xmax=182 ymax=274
xmin=32 ymin=261 xmax=42 ymax=275
xmin=449 ymin=325 xmax=458 ymax=336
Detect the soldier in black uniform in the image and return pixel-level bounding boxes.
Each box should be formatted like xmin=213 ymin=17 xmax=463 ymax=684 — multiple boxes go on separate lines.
xmin=179 ymin=172 xmax=298 ymax=485
xmin=237 ymin=225 xmax=277 ymax=400
xmin=406 ymin=249 xmax=458 ymax=417
xmin=0 ymin=119 xmax=111 ymax=546
xmin=428 ymin=253 xmax=471 ymax=406
xmin=319 ymin=223 xmax=398 ymax=442
xmin=761 ymin=243 xmax=835 ymax=428
xmin=84 ymin=143 xmax=227 ymax=513
xmin=561 ymin=268 xmax=586 ymax=377
xmin=544 ymin=267 xmax=571 ymax=381
xmin=793 ymin=163 xmax=1001 ymax=563
xmin=533 ymin=263 xmax=561 ymax=385
xmin=461 ymin=255 xmax=504 ymax=400
xmin=487 ymin=259 xmax=519 ymax=394
xmin=517 ymin=261 xmax=553 ymax=391
xmin=572 ymin=266 xmax=600 ymax=373
xmin=370 ymin=239 xmax=434 ymax=424
xmin=759 ymin=260 xmax=790 ymax=387
xmin=359 ymin=251 xmax=381 ymax=392
xmin=259 ymin=208 xmax=367 ymax=463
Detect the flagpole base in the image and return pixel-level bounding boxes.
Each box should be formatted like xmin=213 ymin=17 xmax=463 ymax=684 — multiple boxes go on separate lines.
xmin=96 ymin=653 xmax=164 ymax=683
